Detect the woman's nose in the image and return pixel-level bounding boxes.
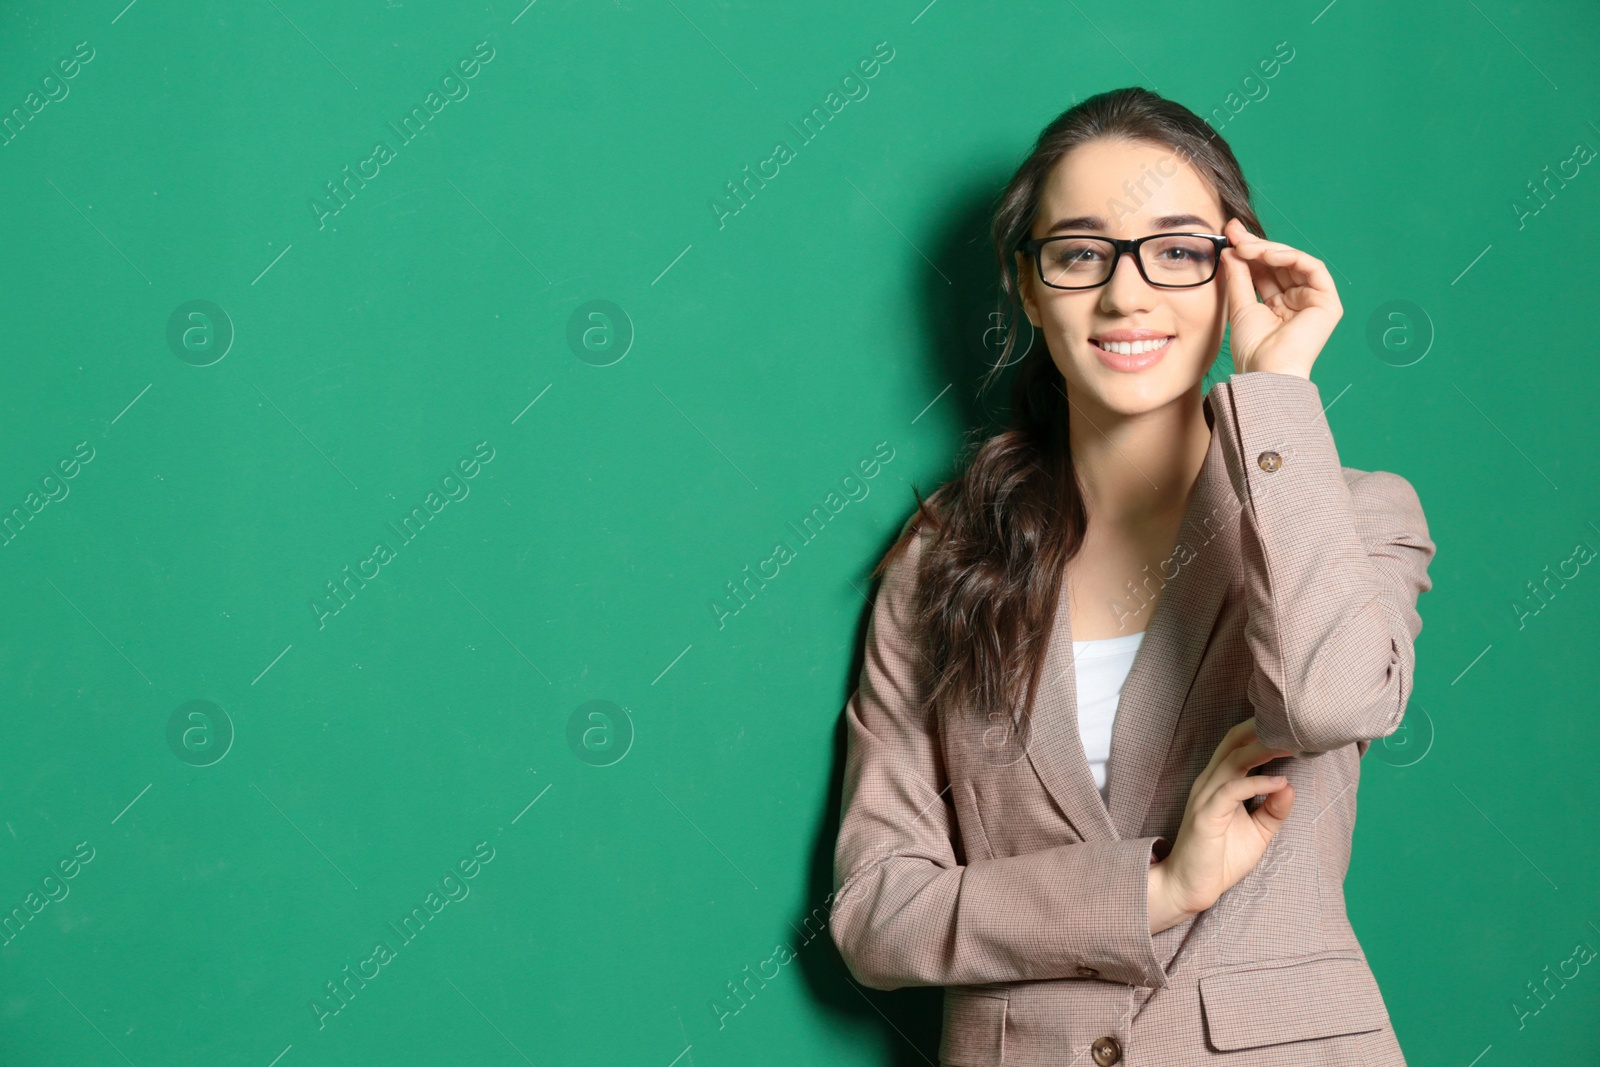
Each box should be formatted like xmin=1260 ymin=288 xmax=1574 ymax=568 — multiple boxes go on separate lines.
xmin=1098 ymin=250 xmax=1156 ymax=312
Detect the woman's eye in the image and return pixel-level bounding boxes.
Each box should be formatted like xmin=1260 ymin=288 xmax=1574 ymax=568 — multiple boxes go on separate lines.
xmin=1053 ymin=245 xmax=1103 ymax=264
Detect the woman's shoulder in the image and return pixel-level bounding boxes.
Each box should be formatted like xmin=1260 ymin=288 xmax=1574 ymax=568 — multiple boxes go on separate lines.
xmin=873 ymin=494 xmax=951 ymax=600
xmin=881 ymin=506 xmax=934 ymax=578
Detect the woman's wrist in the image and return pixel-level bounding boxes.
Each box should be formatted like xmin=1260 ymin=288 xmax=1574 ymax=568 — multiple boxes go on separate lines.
xmin=1233 ymin=363 xmax=1312 ymax=381
xmin=1148 ymin=860 xmax=1202 ymax=935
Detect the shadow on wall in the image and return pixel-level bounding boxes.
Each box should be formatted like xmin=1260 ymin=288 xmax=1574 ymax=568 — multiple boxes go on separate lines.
xmin=791 ymin=178 xmax=1037 ymax=1066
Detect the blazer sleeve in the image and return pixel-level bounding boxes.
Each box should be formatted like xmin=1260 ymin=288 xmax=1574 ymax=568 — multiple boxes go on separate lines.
xmin=829 ymin=523 xmax=1172 ymax=992
xmin=1207 ymin=370 xmax=1438 ymax=756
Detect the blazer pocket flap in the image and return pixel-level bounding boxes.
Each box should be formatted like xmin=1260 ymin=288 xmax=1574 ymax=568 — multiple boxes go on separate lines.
xmin=1199 ymin=954 xmax=1389 ymax=1051
xmin=939 ymin=989 xmax=1007 ymax=1065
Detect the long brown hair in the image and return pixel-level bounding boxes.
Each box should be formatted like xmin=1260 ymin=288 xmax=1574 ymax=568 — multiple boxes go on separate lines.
xmin=876 ymin=86 xmax=1268 ymax=740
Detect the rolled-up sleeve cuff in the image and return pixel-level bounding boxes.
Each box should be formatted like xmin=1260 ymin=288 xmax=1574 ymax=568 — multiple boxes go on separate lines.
xmin=1026 ymin=834 xmax=1171 ymax=988
xmin=1213 ymin=371 xmax=1344 ymax=513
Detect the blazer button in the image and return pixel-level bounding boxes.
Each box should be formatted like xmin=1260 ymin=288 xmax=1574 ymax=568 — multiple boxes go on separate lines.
xmin=1075 ymin=965 xmax=1099 ymax=978
xmin=1257 ymin=450 xmax=1283 ymax=472
xmin=1091 ymin=1035 xmax=1122 ymax=1065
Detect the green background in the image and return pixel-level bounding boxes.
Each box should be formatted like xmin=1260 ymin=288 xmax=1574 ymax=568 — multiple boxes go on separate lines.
xmin=2 ymin=0 xmax=1597 ymax=1063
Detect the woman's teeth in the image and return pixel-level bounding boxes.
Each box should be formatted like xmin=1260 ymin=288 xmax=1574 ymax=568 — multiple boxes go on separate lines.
xmin=1096 ymin=337 xmax=1172 ymax=356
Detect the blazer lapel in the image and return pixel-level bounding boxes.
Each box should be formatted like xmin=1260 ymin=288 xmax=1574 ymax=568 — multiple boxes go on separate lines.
xmin=1024 ymin=574 xmax=1118 ymax=842
xmin=1107 ymin=414 xmax=1238 ymax=840
xmin=1026 ymin=394 xmax=1240 ymax=844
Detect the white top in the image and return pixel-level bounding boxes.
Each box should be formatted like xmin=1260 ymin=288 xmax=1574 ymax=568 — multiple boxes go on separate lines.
xmin=1070 ymin=630 xmax=1145 ymax=805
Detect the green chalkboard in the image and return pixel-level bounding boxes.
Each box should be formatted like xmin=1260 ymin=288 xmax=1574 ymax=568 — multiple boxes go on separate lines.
xmin=1 ymin=0 xmax=1597 ymax=1063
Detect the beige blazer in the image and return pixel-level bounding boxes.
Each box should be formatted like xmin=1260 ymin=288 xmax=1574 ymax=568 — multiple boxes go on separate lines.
xmin=830 ymin=371 xmax=1436 ymax=1066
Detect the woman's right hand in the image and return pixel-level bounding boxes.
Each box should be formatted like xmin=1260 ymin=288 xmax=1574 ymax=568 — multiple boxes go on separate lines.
xmin=1148 ymin=716 xmax=1296 ymax=933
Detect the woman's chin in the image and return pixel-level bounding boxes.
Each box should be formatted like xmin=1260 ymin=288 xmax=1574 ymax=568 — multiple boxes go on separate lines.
xmin=1078 ymin=369 xmax=1196 ymax=416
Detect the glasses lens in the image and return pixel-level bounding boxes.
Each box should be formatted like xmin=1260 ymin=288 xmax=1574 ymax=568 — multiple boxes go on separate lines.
xmin=1036 ymin=235 xmax=1219 ymax=288
xmin=1141 ymin=235 xmax=1218 ymax=286
xmin=1039 ymin=238 xmax=1116 ymax=288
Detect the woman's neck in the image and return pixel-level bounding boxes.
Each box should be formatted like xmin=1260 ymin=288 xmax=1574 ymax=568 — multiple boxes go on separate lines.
xmin=1067 ymin=388 xmax=1213 ymax=528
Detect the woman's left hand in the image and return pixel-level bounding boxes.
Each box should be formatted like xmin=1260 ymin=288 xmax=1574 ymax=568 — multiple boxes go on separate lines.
xmin=1220 ymin=217 xmax=1342 ymax=380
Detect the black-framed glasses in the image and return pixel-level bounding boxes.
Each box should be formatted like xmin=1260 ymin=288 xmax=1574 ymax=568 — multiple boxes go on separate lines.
xmin=1019 ymin=232 xmax=1230 ymax=290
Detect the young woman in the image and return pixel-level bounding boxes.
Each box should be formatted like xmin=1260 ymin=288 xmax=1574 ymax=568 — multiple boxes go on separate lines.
xmin=829 ymin=87 xmax=1434 ymax=1066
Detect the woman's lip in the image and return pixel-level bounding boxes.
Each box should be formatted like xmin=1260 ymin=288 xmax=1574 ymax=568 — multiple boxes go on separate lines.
xmin=1090 ymin=336 xmax=1172 ymax=372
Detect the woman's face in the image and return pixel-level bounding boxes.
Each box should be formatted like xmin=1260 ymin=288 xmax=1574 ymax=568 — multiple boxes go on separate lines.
xmin=1016 ymin=137 xmax=1230 ymax=418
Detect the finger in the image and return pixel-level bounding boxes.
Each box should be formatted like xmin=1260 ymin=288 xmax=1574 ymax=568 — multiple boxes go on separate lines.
xmin=1228 ymin=237 xmax=1302 ymax=276
xmin=1224 ymin=739 xmax=1295 ymax=777
xmin=1230 ymin=240 xmax=1331 ymax=299
xmin=1242 ymin=784 xmax=1295 ymax=840
xmin=1199 ymin=717 xmax=1267 ymax=781
xmin=1223 ymin=218 xmax=1263 ymax=245
xmin=1217 ymin=774 xmax=1290 ymax=804
xmin=1207 ymin=741 xmax=1294 ymax=801
xmin=1248 ymin=255 xmax=1287 ymax=308
xmin=1258 ymin=249 xmax=1302 ymax=297
xmin=1221 ymin=249 xmax=1260 ymax=332
xmin=1192 ymin=720 xmax=1258 ymax=799
xmin=1201 ymin=774 xmax=1291 ymax=822
xmin=1254 ymin=781 xmax=1295 ymax=826
xmin=1276 ymin=284 xmax=1330 ymax=313
xmin=1244 ymin=247 xmax=1312 ymax=299
xmin=1196 ymin=742 xmax=1291 ymax=809
xmin=1248 ymin=245 xmax=1337 ymax=302
xmin=1264 ymin=278 xmax=1340 ymax=322
xmin=1225 ymin=231 xmax=1301 ymax=258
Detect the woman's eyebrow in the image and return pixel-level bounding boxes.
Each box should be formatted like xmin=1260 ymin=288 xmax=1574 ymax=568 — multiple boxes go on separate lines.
xmin=1044 ymin=213 xmax=1217 ymax=233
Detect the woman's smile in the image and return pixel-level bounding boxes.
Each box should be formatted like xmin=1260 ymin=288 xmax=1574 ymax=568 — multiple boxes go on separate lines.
xmin=1088 ymin=329 xmax=1175 ymax=372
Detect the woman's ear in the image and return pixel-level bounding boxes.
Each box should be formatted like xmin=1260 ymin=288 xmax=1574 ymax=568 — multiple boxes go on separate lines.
xmin=1014 ymin=251 xmax=1041 ymax=328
